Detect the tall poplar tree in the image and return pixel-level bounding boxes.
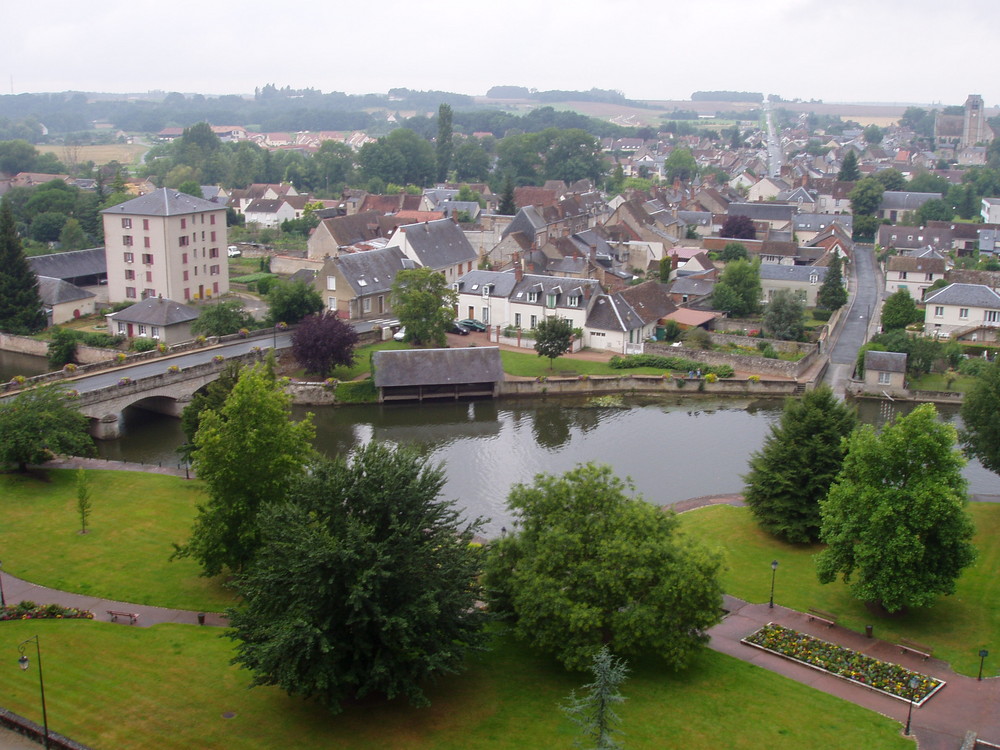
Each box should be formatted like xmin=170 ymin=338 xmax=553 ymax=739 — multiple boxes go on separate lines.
xmin=436 ymin=103 xmax=453 ymax=183
xmin=0 ymin=201 xmax=46 ymax=334
xmin=817 ymin=254 xmax=848 ymax=310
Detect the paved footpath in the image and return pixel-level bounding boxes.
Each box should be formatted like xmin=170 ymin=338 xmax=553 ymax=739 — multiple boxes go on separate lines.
xmin=4 ymin=481 xmax=998 ymax=749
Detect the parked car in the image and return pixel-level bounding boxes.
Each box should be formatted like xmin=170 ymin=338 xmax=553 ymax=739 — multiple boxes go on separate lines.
xmin=449 ymin=322 xmax=470 ymax=335
xmin=227 ymin=245 xmax=241 ymax=257
xmin=393 ymin=326 xmax=406 ymax=341
xmin=457 ymin=318 xmax=487 ymax=332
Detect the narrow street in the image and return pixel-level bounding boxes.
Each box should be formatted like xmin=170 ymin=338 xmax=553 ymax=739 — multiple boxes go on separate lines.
xmin=823 ymin=244 xmax=880 ymax=395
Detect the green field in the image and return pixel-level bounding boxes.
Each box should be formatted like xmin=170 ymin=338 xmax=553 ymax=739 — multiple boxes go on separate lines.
xmin=678 ymin=503 xmax=1000 ymax=676
xmin=0 ymin=620 xmax=912 ymax=750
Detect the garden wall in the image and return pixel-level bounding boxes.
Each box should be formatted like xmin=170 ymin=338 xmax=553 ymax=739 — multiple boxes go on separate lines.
xmin=269 ymin=254 xmax=323 ymax=277
xmin=0 ymin=332 xmax=48 ymax=356
xmin=498 ymin=375 xmax=798 ymax=398
xmin=645 ymin=341 xmax=819 ymax=379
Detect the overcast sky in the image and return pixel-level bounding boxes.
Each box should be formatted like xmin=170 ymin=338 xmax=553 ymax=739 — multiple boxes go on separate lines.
xmin=3 ymin=0 xmax=997 ymax=107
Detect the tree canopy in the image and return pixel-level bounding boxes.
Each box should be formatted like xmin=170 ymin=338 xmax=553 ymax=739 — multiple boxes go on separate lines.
xmin=290 ymin=311 xmax=359 ymax=378
xmin=191 ymin=300 xmax=256 ymax=337
xmin=743 ymin=386 xmax=857 ymax=543
xmin=177 ymin=360 xmax=314 ymax=577
xmin=817 ymin=254 xmax=848 ymax=310
xmin=960 ymin=356 xmax=1000 ymax=476
xmin=266 ymin=279 xmax=323 ymax=326
xmin=0 ymin=384 xmax=94 ymax=472
xmin=816 ymin=404 xmax=976 ymax=612
xmin=712 ymin=258 xmax=761 ymax=317
xmin=720 ymin=214 xmax=756 ymax=240
xmin=484 ymin=463 xmax=723 ymax=671
xmin=763 ymin=289 xmax=805 ymax=341
xmin=838 ymin=151 xmax=861 ymax=182
xmin=880 ymin=288 xmax=921 ymax=331
xmin=0 ymin=201 xmax=46 ymax=335
xmin=226 ymin=443 xmax=488 ymax=712
xmin=533 ymin=316 xmax=574 ymax=369
xmin=390 ymin=267 xmax=457 ymax=346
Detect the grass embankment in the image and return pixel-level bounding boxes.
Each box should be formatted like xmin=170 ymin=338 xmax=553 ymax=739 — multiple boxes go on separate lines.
xmin=0 ymin=470 xmax=231 ymax=611
xmin=0 ymin=620 xmax=912 ymax=750
xmin=679 ymin=503 xmax=1000 ymax=676
xmin=907 ymin=372 xmax=978 ymax=393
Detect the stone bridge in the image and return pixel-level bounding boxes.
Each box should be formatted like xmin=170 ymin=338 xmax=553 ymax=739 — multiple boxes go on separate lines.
xmin=75 ymin=350 xmax=266 ymax=439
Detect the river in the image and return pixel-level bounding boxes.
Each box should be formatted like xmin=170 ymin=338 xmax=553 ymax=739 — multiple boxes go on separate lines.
xmin=93 ymin=395 xmax=999 ymax=535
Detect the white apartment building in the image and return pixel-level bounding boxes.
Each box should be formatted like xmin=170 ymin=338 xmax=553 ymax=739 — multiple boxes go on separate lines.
xmin=101 ymin=188 xmax=229 ymax=304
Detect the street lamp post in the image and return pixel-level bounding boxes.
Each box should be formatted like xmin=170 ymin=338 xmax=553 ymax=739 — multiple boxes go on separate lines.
xmin=769 ymin=560 xmax=779 ymax=609
xmin=904 ymin=675 xmax=919 ymax=736
xmin=979 ymin=649 xmax=989 ymax=681
xmin=17 ymin=636 xmax=49 ymax=749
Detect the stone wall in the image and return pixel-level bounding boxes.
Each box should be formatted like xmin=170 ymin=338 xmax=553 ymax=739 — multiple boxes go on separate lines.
xmin=269 ymin=254 xmax=323 ymax=277
xmin=645 ymin=341 xmax=819 ymax=379
xmin=499 ymin=374 xmax=799 ymax=398
xmin=0 ymin=332 xmax=48 ymax=356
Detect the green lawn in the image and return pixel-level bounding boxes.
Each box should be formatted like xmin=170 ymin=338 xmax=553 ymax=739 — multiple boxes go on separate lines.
xmin=907 ymin=372 xmax=978 ymax=393
xmin=679 ymin=503 xmax=1000 ymax=677
xmin=0 ymin=620 xmax=913 ymax=750
xmin=0 ymin=470 xmax=232 ymax=611
xmin=498 ymin=349 xmax=663 ymax=378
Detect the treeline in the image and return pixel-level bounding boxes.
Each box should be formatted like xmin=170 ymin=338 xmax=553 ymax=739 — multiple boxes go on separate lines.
xmin=485 ymin=86 xmax=640 ymax=106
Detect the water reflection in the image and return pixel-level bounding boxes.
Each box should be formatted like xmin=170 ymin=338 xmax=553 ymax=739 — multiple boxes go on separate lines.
xmin=0 ymin=351 xmax=49 ymax=383
xmin=95 ymin=395 xmax=998 ymax=534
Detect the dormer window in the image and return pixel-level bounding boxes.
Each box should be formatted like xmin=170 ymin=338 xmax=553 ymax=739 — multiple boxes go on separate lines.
xmin=527 ymin=291 xmax=539 ymax=303
xmin=546 ymin=294 xmax=557 ymax=308
xmin=568 ymin=295 xmax=581 ymax=307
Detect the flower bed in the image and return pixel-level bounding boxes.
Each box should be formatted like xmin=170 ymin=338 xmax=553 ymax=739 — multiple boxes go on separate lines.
xmin=1 ymin=601 xmax=94 ymax=621
xmin=742 ymin=624 xmax=944 ymax=705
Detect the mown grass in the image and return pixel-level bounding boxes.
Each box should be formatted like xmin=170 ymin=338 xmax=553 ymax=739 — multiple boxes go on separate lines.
xmin=498 ymin=349 xmax=663 ymax=378
xmin=0 ymin=469 xmax=232 ymax=611
xmin=678 ymin=503 xmax=1000 ymax=677
xmin=0 ymin=620 xmax=912 ymax=750
xmin=907 ymin=372 xmax=978 ymax=393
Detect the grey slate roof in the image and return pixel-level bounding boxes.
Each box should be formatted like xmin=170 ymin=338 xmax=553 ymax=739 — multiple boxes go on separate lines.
xmin=727 ymin=202 xmax=796 ymax=221
xmin=36 ymin=276 xmax=95 ymax=306
xmin=586 ymin=294 xmax=645 ymax=332
xmin=880 ymin=191 xmax=941 ymax=211
xmin=28 ymin=248 xmax=107 ymax=280
xmin=392 ymin=219 xmax=477 ymax=269
xmin=924 ymin=283 xmax=1000 ymax=308
xmin=336 ymin=247 xmax=413 ymax=295
xmin=456 ymin=269 xmax=520 ymax=298
xmin=668 ymin=276 xmax=715 ymax=296
xmin=793 ymin=213 xmax=854 ymax=232
xmin=758 ymin=264 xmax=828 ymax=283
xmin=101 ymin=187 xmax=224 ymax=217
xmin=107 ymin=297 xmax=199 ymax=326
xmin=865 ymin=350 xmax=907 ymax=373
xmin=676 ymin=210 xmax=712 ymax=226
xmin=373 ymin=347 xmax=504 ymax=388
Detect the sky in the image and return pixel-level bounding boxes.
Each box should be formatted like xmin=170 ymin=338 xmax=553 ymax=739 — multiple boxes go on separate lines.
xmin=3 ymin=0 xmax=998 ymax=108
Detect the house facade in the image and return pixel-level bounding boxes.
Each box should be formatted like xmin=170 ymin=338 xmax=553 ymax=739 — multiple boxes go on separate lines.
xmin=385 ymin=218 xmax=478 ymax=283
xmin=884 ymin=256 xmax=946 ymax=300
xmin=314 ymin=247 xmax=414 ymax=322
xmin=923 ymin=283 xmax=1000 ymax=337
xmin=759 ymin=264 xmax=828 ymax=307
xmin=101 ymin=188 xmax=229 ymax=304
xmin=863 ymin=351 xmax=907 ymax=392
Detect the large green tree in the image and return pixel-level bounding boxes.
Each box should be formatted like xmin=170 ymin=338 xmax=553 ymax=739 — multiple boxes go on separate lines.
xmin=191 ymin=300 xmax=256 ymax=337
xmin=266 ymin=280 xmax=323 ymax=326
xmin=817 ymin=254 xmax=848 ymax=310
xmin=0 ymin=201 xmax=46 ymax=334
xmin=176 ymin=361 xmax=314 ymax=576
xmin=484 ymin=463 xmax=723 ymax=671
xmin=763 ymin=289 xmax=805 ymax=341
xmin=390 ymin=267 xmax=457 ymax=346
xmin=743 ymin=386 xmax=857 ymax=543
xmin=712 ymin=258 xmax=761 ymax=317
xmin=849 ymin=176 xmax=885 ymax=216
xmin=880 ymin=288 xmax=920 ymax=331
xmin=838 ymin=150 xmax=860 ymax=182
xmin=178 ymin=359 xmax=246 ymax=459
xmin=226 ymin=443 xmax=487 ymax=712
xmin=0 ymin=385 xmax=94 ymax=472
xmin=816 ymin=404 xmax=976 ymax=612
xmin=533 ymin=316 xmax=574 ymax=369
xmin=960 ymin=357 xmax=1000 ymax=476
xmin=290 ymin=311 xmax=359 ymax=378
xmin=663 ymin=147 xmax=698 ymax=183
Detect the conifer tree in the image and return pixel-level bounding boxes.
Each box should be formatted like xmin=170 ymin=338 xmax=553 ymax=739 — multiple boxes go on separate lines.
xmin=498 ymin=175 xmax=517 ymax=215
xmin=838 ymin=150 xmax=860 ymax=181
xmin=817 ymin=254 xmax=848 ymax=310
xmin=0 ymin=201 xmax=46 ymax=334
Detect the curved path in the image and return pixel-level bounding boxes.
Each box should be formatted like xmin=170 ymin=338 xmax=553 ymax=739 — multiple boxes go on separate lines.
xmin=3 ymin=480 xmax=997 ymax=748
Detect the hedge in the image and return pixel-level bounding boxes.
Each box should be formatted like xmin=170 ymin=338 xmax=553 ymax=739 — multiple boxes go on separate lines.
xmin=609 ymin=354 xmax=735 ymax=379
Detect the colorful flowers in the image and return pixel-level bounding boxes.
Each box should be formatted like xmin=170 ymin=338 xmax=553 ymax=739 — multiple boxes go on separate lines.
xmin=743 ymin=624 xmax=943 ymax=703
xmin=167 ymin=365 xmax=180 ymax=373
xmin=116 ymin=352 xmax=127 ymax=363
xmin=117 ymin=377 xmax=132 ymax=386
xmin=63 ymin=363 xmax=78 ymax=373
xmin=9 ymin=375 xmax=26 ymax=385
xmin=1 ymin=601 xmax=95 ymax=622
xmin=212 ymin=355 xmax=224 ymax=363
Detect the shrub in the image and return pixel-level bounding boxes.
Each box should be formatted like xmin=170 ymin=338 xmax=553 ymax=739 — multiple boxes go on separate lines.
xmin=115 ymin=353 xmax=127 ymax=363
xmin=705 ymin=372 xmax=718 ymax=383
xmin=10 ymin=375 xmax=26 ymax=385
xmin=609 ymin=354 xmax=733 ymax=379
xmin=959 ymin=357 xmax=990 ymax=376
xmin=196 ymin=335 xmax=207 ymax=345
xmin=157 ymin=342 xmax=167 ymax=353
xmin=334 ymin=378 xmax=377 ymax=404
xmin=63 ymin=363 xmax=78 ymax=373
xmin=812 ymin=309 xmax=833 ymax=321
xmin=747 ymin=375 xmax=761 ymax=382
xmin=167 ymin=365 xmax=180 ymax=373
xmin=760 ymin=344 xmax=778 ymax=359
xmin=130 ymin=338 xmax=157 ymax=352
xmin=238 ymin=328 xmax=250 ymax=338
xmin=212 ymin=355 xmax=225 ymax=363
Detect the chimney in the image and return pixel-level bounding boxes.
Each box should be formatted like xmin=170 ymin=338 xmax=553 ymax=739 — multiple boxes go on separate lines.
xmin=589 ymin=244 xmax=597 ymax=262
xmin=514 ymin=258 xmax=523 ymax=283
xmin=672 ymin=252 xmax=679 ymax=269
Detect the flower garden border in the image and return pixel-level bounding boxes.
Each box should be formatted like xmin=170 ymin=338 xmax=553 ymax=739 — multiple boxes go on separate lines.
xmin=741 ymin=623 xmax=945 ymax=707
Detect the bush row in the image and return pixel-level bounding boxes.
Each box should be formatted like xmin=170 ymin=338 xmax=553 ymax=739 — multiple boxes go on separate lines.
xmin=609 ymin=354 xmax=735 ymax=379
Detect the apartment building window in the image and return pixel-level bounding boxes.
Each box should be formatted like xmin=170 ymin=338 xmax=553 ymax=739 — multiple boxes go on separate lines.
xmin=568 ymin=295 xmax=580 ymax=307
xmin=144 ymin=237 xmax=150 ymax=248
xmin=181 ymin=218 xmax=186 ymax=229
xmin=209 ymin=247 xmax=219 ymax=258
xmin=143 ymin=219 xmax=149 ymax=230
xmin=213 ymin=282 xmax=219 ymax=295
xmin=546 ymin=294 xmax=557 ymax=308
xmin=211 ymin=231 xmax=216 ymax=242
xmin=210 ymin=265 xmax=220 ymax=276
xmin=960 ymin=308 xmax=970 ymax=319
xmin=201 ymin=231 xmax=205 ymax=241
xmin=145 ymin=271 xmax=153 ymax=283
xmin=179 ymin=236 xmax=189 ymax=247
xmin=121 ymin=218 xmax=132 ymax=229
xmin=125 ymin=287 xmax=136 ymax=298
xmin=210 ymin=214 xmax=216 ymax=225
xmin=122 ymin=235 xmax=133 ymax=246
xmin=123 ymin=252 xmax=134 ymax=263
xmin=514 ymin=313 xmax=521 ymax=328
xmin=527 ymin=292 xmax=538 ymax=303
xmin=926 ymin=273 xmax=933 ymax=281
xmin=934 ymin=306 xmax=944 ymax=317
xmin=142 ymin=253 xmax=154 ymax=265
xmin=900 ymin=271 xmax=907 ymax=279
xmin=182 ymin=253 xmax=188 ymax=264
xmin=143 ymin=288 xmax=155 ymax=299
xmin=124 ymin=269 xmax=135 ymax=280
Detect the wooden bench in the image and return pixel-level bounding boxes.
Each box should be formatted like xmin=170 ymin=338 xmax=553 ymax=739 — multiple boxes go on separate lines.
xmin=107 ymin=610 xmax=140 ymax=625
xmin=807 ymin=607 xmax=838 ymax=627
xmin=899 ymin=638 xmax=933 ymax=661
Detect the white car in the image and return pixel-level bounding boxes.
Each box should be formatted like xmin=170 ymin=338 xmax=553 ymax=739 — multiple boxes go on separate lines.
xmin=227 ymin=245 xmax=241 ymax=257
